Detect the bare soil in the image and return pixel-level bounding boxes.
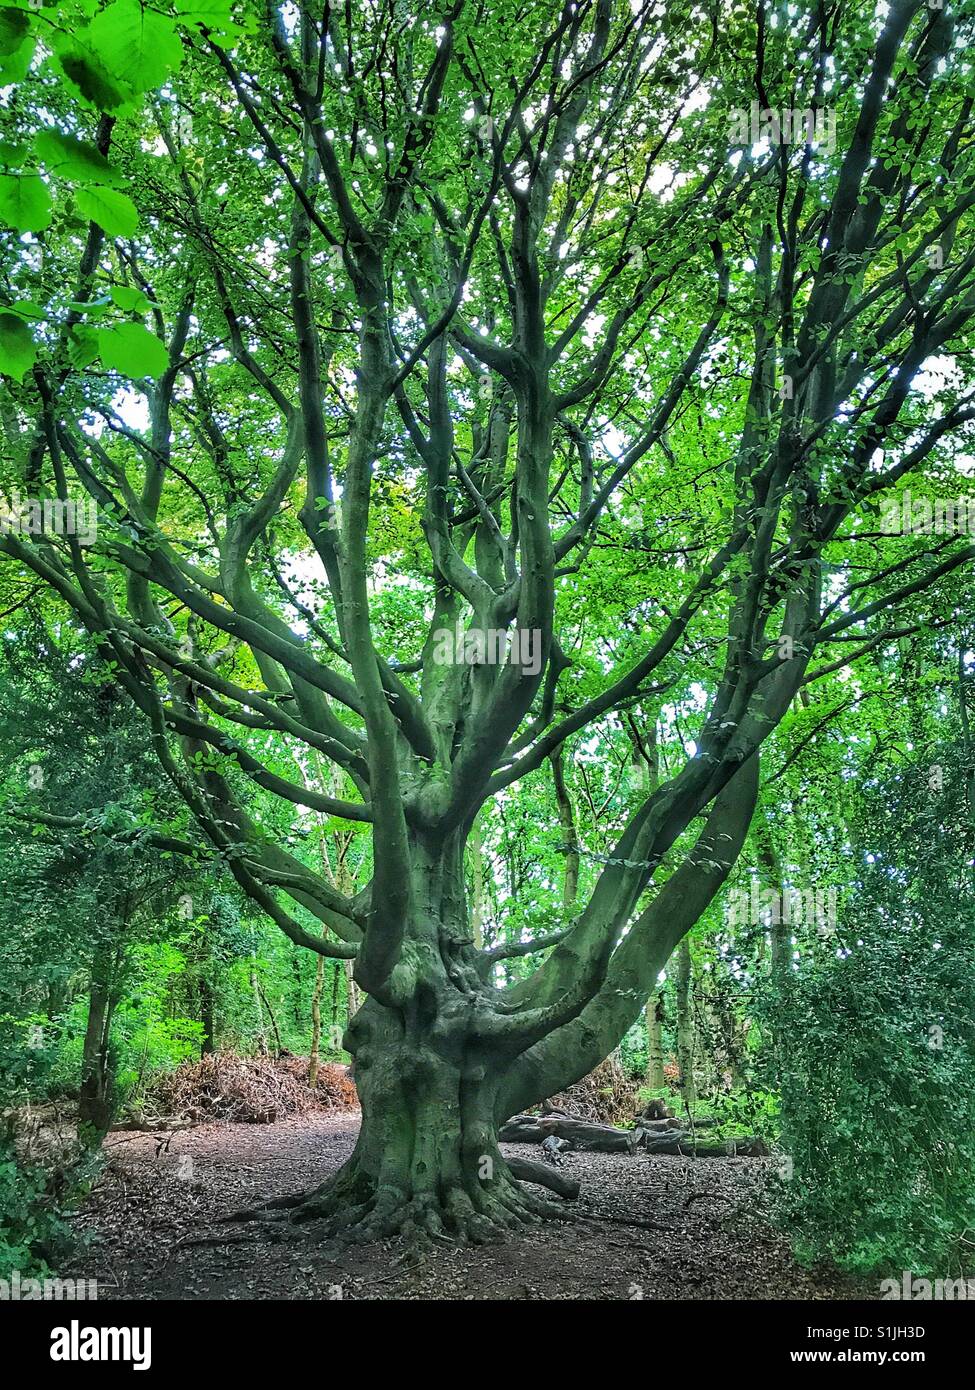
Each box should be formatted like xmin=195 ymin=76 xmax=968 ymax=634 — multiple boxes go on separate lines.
xmin=65 ymin=1112 xmax=874 ymax=1300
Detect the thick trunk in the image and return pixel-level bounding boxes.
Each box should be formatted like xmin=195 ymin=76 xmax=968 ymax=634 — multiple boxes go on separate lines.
xmin=267 ymin=997 xmax=553 ymax=1244
xmin=236 ymin=764 xmax=760 ymax=1246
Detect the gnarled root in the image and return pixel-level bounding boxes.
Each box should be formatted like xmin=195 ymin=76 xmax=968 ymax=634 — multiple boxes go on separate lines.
xmin=218 ymin=1158 xmax=565 ymax=1250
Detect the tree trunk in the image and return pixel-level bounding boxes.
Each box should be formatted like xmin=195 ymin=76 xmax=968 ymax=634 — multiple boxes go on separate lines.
xmin=199 ymin=976 xmax=215 ymax=1056
xmin=645 ymin=991 xmax=665 ymax=1089
xmin=675 ymin=938 xmax=697 ymax=1111
xmin=757 ymin=818 xmax=791 ymax=981
xmin=550 ymin=745 xmax=579 ymax=909
xmin=499 ymin=1114 xmax=636 ymax=1152
xmin=631 ymin=720 xmax=665 ymax=1092
xmin=250 ymin=962 xmax=269 ymax=1056
xmin=257 ymin=979 xmax=284 ymax=1056
xmin=78 ymin=948 xmax=118 ymax=1145
xmin=309 ymin=952 xmax=325 ymax=1088
xmin=232 ymin=762 xmax=762 ymax=1246
xmin=262 ymin=996 xmax=553 ymax=1244
xmin=345 ymin=959 xmax=360 ymax=1028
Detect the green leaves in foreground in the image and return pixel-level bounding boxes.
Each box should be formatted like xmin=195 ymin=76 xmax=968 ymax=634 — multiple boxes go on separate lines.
xmin=34 ymin=130 xmax=124 ymax=189
xmin=95 ymin=322 xmax=169 ymax=378
xmin=0 ymin=173 xmax=51 ymax=233
xmin=0 ymin=311 xmax=36 ymax=382
xmin=0 ymin=292 xmax=168 ymax=385
xmin=0 ymin=130 xmax=134 ymax=237
xmin=53 ymin=0 xmax=184 ymax=114
xmin=75 ymin=186 xmax=138 ymax=238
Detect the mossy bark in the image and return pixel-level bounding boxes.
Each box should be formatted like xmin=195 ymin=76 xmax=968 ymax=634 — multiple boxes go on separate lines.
xmin=275 ymin=998 xmax=552 ymax=1244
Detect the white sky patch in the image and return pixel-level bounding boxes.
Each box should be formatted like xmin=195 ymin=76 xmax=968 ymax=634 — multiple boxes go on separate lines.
xmin=646 ymin=163 xmax=689 ymax=202
xmin=106 ymin=386 xmax=151 ymax=434
xmin=582 ymin=313 xmax=606 ymax=351
xmin=915 ymin=355 xmax=962 ymax=396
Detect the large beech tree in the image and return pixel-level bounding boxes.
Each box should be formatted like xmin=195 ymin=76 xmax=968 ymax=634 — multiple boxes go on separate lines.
xmin=3 ymin=0 xmax=975 ymax=1241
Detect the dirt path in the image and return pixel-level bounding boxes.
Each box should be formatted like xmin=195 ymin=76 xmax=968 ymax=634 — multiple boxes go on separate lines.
xmin=66 ymin=1113 xmax=872 ymax=1300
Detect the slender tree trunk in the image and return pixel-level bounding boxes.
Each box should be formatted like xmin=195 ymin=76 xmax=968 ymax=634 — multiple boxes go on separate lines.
xmin=645 ymin=992 xmax=665 ymax=1089
xmin=257 ymin=979 xmax=284 ymax=1056
xmin=78 ymin=947 xmax=118 ymax=1144
xmin=330 ymin=960 xmax=340 ymax=1029
xmin=309 ymin=952 xmax=325 ymax=1087
xmin=345 ymin=960 xmax=360 ymax=1029
xmin=630 ymin=719 xmax=665 ymax=1090
xmin=250 ymin=962 xmax=269 ymax=1056
xmin=757 ymin=818 xmax=791 ymax=981
xmin=675 ymin=938 xmax=697 ymax=1111
xmin=550 ymin=746 xmax=579 ymax=910
xmin=199 ymin=976 xmax=215 ymax=1055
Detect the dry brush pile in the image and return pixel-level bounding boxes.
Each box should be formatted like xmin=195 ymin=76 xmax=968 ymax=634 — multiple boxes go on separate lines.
xmin=144 ymin=1053 xmax=358 ymax=1125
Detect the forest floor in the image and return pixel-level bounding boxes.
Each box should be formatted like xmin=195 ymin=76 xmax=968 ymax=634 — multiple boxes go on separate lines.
xmin=65 ymin=1112 xmax=874 ymax=1300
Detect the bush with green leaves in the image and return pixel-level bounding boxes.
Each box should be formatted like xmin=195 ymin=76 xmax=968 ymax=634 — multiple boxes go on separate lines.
xmin=0 ymin=1136 xmax=78 ymax=1281
xmin=754 ymin=746 xmax=975 ymax=1278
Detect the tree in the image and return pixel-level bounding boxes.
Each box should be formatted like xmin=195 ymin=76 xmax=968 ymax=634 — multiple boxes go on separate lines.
xmin=3 ymin=0 xmax=975 ymax=1243
xmin=0 ymin=624 xmax=206 ymax=1141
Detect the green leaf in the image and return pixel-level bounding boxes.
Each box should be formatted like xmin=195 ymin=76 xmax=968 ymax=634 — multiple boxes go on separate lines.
xmin=110 ymin=285 xmax=152 ymax=313
xmin=88 ymin=0 xmax=183 ymax=94
xmin=52 ymin=29 xmax=132 ymax=112
xmin=0 ymin=173 xmax=52 ymax=232
xmin=0 ymin=140 xmax=26 ymax=167
xmin=67 ymin=324 xmax=101 ymax=371
xmin=174 ymin=0 xmax=233 ymax=27
xmin=174 ymin=0 xmax=251 ymax=43
xmin=0 ymin=311 xmax=35 ymax=382
xmin=76 ymin=186 xmax=138 ymax=238
xmin=0 ymin=3 xmax=31 ymax=82
xmin=0 ymin=7 xmax=28 ymax=58
xmin=34 ymin=130 xmax=124 ymax=188
xmin=4 ymin=299 xmax=44 ymax=321
xmin=67 ymin=296 xmax=111 ymax=315
xmin=97 ymin=322 xmax=168 ymax=378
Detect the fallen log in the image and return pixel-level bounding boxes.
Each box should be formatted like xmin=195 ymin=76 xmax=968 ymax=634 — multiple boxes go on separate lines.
xmin=500 ymin=1113 xmax=767 ymax=1158
xmin=112 ymin=1116 xmax=194 ymax=1133
xmin=638 ymin=1131 xmax=768 ymax=1157
xmin=500 ymin=1114 xmax=636 ymax=1153
xmin=507 ymin=1155 xmax=581 ymax=1200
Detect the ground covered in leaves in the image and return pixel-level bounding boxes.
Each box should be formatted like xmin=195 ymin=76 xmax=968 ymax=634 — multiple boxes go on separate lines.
xmin=64 ymin=1113 xmax=874 ymax=1300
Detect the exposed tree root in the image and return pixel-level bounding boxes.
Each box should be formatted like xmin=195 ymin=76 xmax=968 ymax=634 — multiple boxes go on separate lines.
xmin=217 ymin=1163 xmax=566 ymax=1251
